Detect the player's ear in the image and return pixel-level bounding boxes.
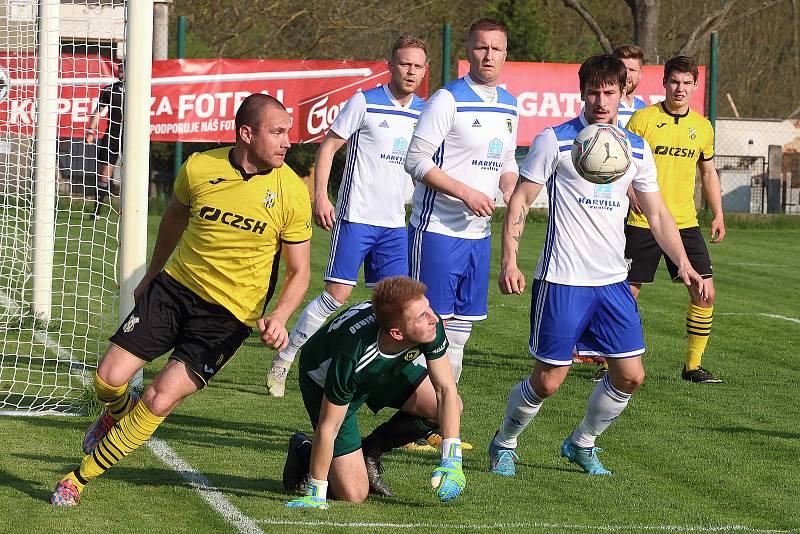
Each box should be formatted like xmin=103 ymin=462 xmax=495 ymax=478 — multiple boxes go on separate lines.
xmin=387 ymin=326 xmax=404 ymax=342
xmin=238 ymin=124 xmax=253 ymax=144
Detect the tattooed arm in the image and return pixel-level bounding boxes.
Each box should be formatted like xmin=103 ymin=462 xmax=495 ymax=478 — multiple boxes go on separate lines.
xmin=498 ymin=179 xmax=544 ymax=295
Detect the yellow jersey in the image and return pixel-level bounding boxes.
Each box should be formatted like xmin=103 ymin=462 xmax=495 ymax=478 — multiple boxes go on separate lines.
xmin=164 ymin=147 xmax=312 ymax=326
xmin=626 ymin=102 xmax=714 ymax=229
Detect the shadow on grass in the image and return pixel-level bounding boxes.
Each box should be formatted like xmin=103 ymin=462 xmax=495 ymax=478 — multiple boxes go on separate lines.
xmin=0 ymin=466 xmax=55 ymax=502
xmin=710 ymin=426 xmax=800 ymax=440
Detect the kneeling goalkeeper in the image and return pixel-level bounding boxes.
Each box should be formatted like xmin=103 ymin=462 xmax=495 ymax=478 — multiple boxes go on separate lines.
xmin=283 ymin=276 xmax=465 ymax=508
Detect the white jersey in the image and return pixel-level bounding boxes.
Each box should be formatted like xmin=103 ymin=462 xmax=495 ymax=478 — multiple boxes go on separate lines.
xmin=617 ymin=95 xmax=647 ymax=127
xmin=409 ymin=75 xmax=518 ymax=239
xmin=520 ymin=112 xmax=659 ymax=286
xmin=332 ymin=85 xmax=425 ymax=228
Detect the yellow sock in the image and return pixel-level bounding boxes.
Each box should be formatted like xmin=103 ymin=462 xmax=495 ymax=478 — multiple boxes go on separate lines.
xmin=685 ymin=303 xmax=713 ymax=370
xmin=94 ymin=373 xmax=135 ymax=422
xmin=77 ymin=400 xmax=165 ymax=484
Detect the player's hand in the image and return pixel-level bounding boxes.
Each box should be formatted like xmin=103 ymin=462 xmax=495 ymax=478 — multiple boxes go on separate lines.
xmin=462 ymin=187 xmax=495 ymax=217
xmin=133 ymin=274 xmax=155 ymax=303
xmin=627 ymin=185 xmax=642 ymax=215
xmin=710 ymin=216 xmax=725 ymax=243
xmin=678 ymin=265 xmax=708 ymax=302
xmin=85 ymin=132 xmax=95 ymax=145
xmin=313 ymin=196 xmax=336 ymax=231
xmin=499 ymin=264 xmax=526 ymax=295
xmin=286 ymin=495 xmax=329 ymax=510
xmin=257 ymin=317 xmax=289 ymax=351
xmin=431 ymin=457 xmax=465 ymax=502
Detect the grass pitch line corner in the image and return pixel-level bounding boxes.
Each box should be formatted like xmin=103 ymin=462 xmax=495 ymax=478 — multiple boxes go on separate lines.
xmin=147 ymin=437 xmax=264 ymax=534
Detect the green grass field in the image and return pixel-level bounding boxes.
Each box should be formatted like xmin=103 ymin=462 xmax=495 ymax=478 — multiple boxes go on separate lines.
xmin=1 ymin=213 xmax=799 ymax=533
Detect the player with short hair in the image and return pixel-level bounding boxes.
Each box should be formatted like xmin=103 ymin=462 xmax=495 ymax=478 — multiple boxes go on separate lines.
xmin=583 ymin=45 xmax=648 ymax=375
xmin=625 ymin=55 xmax=726 ymax=384
xmin=613 ymin=45 xmax=647 ymax=127
xmin=85 ymin=62 xmax=124 ymax=220
xmin=266 ymin=35 xmax=429 ymax=397
xmin=282 ymin=276 xmax=465 ymax=508
xmin=404 ymin=17 xmax=518 ymax=386
xmin=51 ymin=94 xmax=312 ymax=506
xmin=488 ymin=55 xmax=706 ymax=478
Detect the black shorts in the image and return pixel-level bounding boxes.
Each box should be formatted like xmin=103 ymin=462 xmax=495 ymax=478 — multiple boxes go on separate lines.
xmin=97 ymin=134 xmax=121 ymax=167
xmin=625 ymin=225 xmax=713 ymax=284
xmin=109 ymin=272 xmax=251 ymax=386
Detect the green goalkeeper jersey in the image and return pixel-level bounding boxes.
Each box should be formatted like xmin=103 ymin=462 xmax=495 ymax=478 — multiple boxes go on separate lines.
xmin=299 ymin=301 xmax=449 ymax=406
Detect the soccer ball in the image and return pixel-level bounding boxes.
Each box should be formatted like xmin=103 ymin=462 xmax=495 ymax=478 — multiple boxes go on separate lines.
xmin=571 ymin=123 xmax=632 ymax=184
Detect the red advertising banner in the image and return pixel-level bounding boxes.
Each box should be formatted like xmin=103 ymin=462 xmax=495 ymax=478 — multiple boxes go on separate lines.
xmin=150 ymin=59 xmax=430 ymax=143
xmin=0 ymin=53 xmax=116 ymax=138
xmin=457 ymin=60 xmax=706 ymax=146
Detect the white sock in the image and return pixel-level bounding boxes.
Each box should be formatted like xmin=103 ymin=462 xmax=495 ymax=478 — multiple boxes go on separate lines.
xmin=495 ymin=378 xmax=544 ymax=449
xmin=276 ymin=291 xmax=342 ymax=364
xmin=570 ymin=373 xmax=631 ymax=448
xmin=445 ymin=319 xmax=472 ymax=383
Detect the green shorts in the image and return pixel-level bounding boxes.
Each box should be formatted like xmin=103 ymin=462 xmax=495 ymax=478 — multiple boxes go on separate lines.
xmin=298 ymin=362 xmax=427 ymax=457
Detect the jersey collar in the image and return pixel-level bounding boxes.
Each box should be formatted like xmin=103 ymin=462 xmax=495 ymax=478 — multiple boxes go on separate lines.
xmin=464 ymin=74 xmax=498 ymax=103
xmin=228 ymin=147 xmax=273 ymax=181
xmin=382 ymin=83 xmax=416 ymax=110
xmin=660 ymin=101 xmax=690 ymax=124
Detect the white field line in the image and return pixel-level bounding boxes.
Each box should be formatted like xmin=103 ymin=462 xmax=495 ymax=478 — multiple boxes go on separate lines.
xmin=2 ymin=293 xmax=264 ymax=533
xmin=718 ymin=312 xmax=800 ymax=325
xmin=257 ymin=519 xmax=797 ymax=532
xmin=147 ymin=437 xmax=264 ymax=534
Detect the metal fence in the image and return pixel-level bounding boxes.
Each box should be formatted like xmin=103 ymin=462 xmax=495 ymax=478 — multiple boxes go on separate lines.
xmin=715 ymin=155 xmax=767 ymax=214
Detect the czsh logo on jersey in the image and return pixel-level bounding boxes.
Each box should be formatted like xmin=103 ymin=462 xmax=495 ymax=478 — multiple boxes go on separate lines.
xmin=198 ymin=205 xmax=269 ymax=234
xmin=653 ymin=145 xmax=695 ymax=158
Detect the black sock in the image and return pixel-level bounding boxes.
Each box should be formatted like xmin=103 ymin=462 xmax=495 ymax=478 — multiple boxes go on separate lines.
xmin=296 ymin=440 xmax=312 ymax=474
xmin=95 ymin=182 xmax=109 ymax=215
xmin=361 ymin=411 xmax=437 ymax=458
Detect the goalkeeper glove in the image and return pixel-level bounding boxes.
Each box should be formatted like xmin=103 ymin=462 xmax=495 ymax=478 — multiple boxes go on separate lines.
xmin=286 ymin=476 xmax=329 ymax=510
xmin=431 ymin=437 xmax=465 ymax=502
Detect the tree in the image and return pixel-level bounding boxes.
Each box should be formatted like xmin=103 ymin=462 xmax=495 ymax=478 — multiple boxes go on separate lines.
xmin=561 ymin=0 xmax=789 ymax=64
xmin=485 ymin=0 xmax=554 ymax=61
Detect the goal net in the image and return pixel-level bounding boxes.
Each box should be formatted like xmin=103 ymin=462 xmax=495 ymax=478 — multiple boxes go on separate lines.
xmin=0 ymin=1 xmax=128 ymax=414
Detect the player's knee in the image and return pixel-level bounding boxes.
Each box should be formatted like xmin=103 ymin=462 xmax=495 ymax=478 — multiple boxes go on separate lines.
xmin=617 ymin=369 xmax=645 ymax=393
xmin=325 ymin=284 xmax=352 ymax=305
xmin=140 ymin=386 xmax=180 ymax=417
xmin=533 ymin=376 xmax=562 ymax=398
xmin=336 ymin=484 xmax=368 ymax=503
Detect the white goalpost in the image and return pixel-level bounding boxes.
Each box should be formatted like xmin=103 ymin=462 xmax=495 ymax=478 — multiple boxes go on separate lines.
xmin=0 ymin=0 xmax=151 ymax=415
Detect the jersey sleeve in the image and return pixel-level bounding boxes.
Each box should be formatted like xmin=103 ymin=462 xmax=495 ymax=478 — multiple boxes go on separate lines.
xmin=519 ymin=129 xmax=558 ymax=185
xmin=631 ymin=140 xmax=660 ymax=193
xmin=330 ymin=92 xmax=366 ymax=140
xmin=410 ymin=89 xmax=457 ymax=148
xmin=421 ymin=316 xmax=449 ymax=361
xmin=172 ymin=157 xmax=191 ymax=206
xmin=700 ymin=122 xmax=715 ymax=160
xmin=280 ymin=170 xmax=312 ymax=244
xmin=324 ymin=351 xmax=360 ymax=405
